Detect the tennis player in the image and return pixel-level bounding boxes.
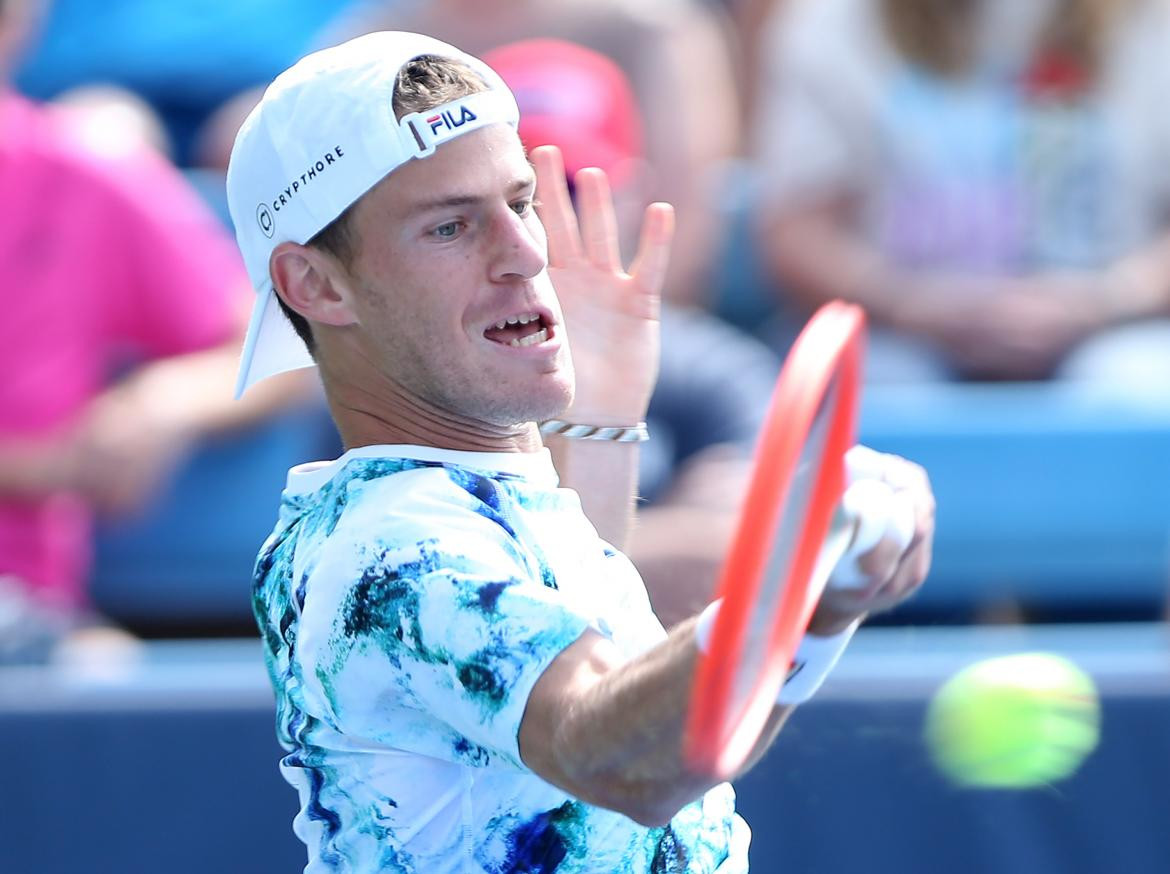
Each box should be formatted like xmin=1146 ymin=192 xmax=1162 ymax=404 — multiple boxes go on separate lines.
xmin=228 ymin=32 xmax=935 ymax=872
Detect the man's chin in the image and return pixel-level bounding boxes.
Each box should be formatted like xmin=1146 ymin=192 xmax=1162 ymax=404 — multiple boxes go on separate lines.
xmin=475 ymin=382 xmax=573 ymax=430
xmin=514 ymin=393 xmax=574 ymax=429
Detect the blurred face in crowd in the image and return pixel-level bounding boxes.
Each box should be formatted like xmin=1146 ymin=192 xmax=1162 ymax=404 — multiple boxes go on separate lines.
xmin=317 ymin=123 xmax=575 ymax=428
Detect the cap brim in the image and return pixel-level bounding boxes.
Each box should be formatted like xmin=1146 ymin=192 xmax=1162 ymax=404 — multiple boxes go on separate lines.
xmin=234 ymin=283 xmax=316 ymax=398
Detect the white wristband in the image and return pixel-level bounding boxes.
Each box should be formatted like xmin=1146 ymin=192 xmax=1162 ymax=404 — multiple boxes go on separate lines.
xmin=693 ymin=598 xmax=723 ymax=653
xmin=776 ymin=620 xmax=860 ymax=705
xmin=692 ymin=599 xmax=858 ymax=706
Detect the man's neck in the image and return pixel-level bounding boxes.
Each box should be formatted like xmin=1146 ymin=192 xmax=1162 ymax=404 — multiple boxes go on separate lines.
xmin=323 ymin=372 xmax=543 ymax=455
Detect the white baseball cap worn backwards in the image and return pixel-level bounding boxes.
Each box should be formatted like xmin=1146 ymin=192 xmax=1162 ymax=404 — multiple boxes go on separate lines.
xmin=226 ymin=32 xmax=521 ymax=397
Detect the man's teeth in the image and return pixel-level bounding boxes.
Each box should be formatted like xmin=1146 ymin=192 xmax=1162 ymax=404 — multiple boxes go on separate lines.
xmin=492 ymin=313 xmax=540 ymax=330
xmin=509 ymin=328 xmax=549 ymax=347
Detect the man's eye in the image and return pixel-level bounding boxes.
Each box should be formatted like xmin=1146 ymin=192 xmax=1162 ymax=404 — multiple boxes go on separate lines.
xmin=434 ymin=221 xmax=461 ymax=238
xmin=511 ymin=200 xmax=533 ymax=217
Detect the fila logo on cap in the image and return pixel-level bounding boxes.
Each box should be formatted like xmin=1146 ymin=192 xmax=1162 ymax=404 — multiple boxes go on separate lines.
xmin=426 ymin=105 xmax=478 ymax=135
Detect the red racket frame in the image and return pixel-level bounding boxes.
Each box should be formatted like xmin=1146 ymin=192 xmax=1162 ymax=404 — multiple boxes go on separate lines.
xmin=684 ymin=300 xmax=865 ymax=779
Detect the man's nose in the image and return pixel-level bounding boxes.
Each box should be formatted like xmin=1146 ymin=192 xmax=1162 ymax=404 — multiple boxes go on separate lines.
xmin=488 ymin=207 xmax=548 ymax=284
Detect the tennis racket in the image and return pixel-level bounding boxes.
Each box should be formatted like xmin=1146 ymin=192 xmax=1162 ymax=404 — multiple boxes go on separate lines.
xmin=684 ymin=300 xmax=867 ymax=779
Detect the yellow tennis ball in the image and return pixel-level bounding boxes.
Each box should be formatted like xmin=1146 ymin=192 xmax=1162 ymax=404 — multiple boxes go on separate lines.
xmin=924 ymin=652 xmax=1100 ymax=788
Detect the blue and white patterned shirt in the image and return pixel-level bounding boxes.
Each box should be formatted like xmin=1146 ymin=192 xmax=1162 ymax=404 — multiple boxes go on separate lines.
xmin=253 ymin=445 xmax=749 ymax=873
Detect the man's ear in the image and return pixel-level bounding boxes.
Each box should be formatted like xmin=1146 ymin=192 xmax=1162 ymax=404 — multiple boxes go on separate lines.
xmin=270 ymin=242 xmax=359 ymax=328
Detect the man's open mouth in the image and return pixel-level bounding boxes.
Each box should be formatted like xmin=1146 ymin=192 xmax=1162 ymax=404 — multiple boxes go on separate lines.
xmin=483 ymin=312 xmax=550 ymax=348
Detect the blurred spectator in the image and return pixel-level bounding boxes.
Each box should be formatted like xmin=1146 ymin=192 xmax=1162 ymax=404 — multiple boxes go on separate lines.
xmin=754 ymin=0 xmax=1170 ymax=383
xmin=192 ymin=85 xmax=262 ymax=173
xmin=723 ymin=0 xmax=791 ymax=141
xmin=485 ymin=38 xmax=781 ymax=628
xmin=0 ymin=0 xmax=311 ymax=658
xmin=314 ymin=0 xmax=741 ymax=309
xmin=51 ymin=83 xmax=174 ymax=159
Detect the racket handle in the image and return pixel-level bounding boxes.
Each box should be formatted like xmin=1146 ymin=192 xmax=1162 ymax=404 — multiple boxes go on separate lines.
xmin=829 ymin=478 xmax=916 ymax=590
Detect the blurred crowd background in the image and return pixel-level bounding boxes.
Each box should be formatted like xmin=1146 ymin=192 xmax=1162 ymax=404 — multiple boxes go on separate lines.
xmin=3 ymin=0 xmax=1170 ymax=871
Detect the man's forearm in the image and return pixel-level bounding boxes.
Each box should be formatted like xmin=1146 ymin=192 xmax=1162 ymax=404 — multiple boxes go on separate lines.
xmin=1102 ymin=235 xmax=1170 ymax=323
xmin=545 ymin=436 xmax=640 ymax=550
xmin=763 ymin=205 xmax=980 ymax=335
xmin=768 ymin=206 xmax=1170 ymax=334
xmin=627 ymin=447 xmax=752 ymax=628
xmin=627 ymin=504 xmax=733 ymax=629
xmin=763 ymin=204 xmax=900 ymax=317
xmin=124 ymin=340 xmax=316 ymax=439
xmin=0 ymin=440 xmax=67 ymax=498
xmin=522 ymin=618 xmax=792 ymax=827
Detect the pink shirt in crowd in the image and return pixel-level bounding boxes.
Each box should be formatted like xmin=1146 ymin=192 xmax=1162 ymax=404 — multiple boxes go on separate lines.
xmin=0 ymin=92 xmax=247 ymax=608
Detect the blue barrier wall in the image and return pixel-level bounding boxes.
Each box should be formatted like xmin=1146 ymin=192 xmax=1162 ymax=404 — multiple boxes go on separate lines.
xmin=860 ymin=384 xmax=1170 ymax=620
xmin=3 ymin=626 xmax=1167 ymax=873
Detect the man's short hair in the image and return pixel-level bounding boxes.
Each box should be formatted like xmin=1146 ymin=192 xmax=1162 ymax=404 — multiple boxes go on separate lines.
xmin=278 ymin=54 xmax=490 ymax=353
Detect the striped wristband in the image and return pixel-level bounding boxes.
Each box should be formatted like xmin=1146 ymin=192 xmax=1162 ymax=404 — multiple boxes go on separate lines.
xmin=539 ymin=419 xmax=650 ymax=443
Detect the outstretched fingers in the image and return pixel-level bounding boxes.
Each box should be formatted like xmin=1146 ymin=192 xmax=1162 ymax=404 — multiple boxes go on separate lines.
xmin=629 ymin=202 xmax=675 ymax=300
xmin=574 ymin=168 xmax=623 ymax=273
xmin=532 ymin=145 xmax=580 ymax=267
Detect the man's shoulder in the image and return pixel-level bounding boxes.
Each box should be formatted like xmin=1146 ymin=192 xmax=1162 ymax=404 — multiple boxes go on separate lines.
xmin=280 ymin=457 xmax=533 ymax=571
xmin=316 ymin=455 xmax=529 ymax=516
xmin=255 ymin=458 xmax=554 ymax=638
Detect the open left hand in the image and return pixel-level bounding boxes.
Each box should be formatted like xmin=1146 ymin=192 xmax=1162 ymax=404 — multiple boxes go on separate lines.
xmin=532 ymin=145 xmax=675 ymax=424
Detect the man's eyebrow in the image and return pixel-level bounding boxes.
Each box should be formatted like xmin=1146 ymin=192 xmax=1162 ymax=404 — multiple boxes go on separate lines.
xmin=409 ymin=175 xmax=536 ymax=213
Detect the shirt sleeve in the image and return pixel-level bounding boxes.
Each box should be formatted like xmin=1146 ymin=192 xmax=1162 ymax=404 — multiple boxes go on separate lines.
xmin=91 ymin=146 xmax=248 ymax=358
xmin=297 ymin=477 xmax=592 ymax=770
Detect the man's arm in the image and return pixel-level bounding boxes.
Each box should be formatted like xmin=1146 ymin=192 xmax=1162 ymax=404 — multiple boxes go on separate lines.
xmin=0 ymin=437 xmax=72 ymax=498
xmin=519 ymin=619 xmax=791 ymax=827
xmin=521 ymin=451 xmax=935 ymax=825
xmin=759 ymin=197 xmax=952 ymax=332
xmin=34 ymin=135 xmax=319 ymax=511
xmin=71 ymin=337 xmax=316 ymax=513
xmin=528 ymin=146 xmax=935 ymax=822
xmin=626 ymin=309 xmax=781 ymax=627
xmin=625 ymin=446 xmax=750 ymax=628
xmin=545 ymin=437 xmax=641 ymax=551
xmin=764 ymin=201 xmax=1170 ymax=379
xmin=0 ymin=331 xmax=314 ymax=512
xmin=533 ymin=146 xmax=671 ymax=550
